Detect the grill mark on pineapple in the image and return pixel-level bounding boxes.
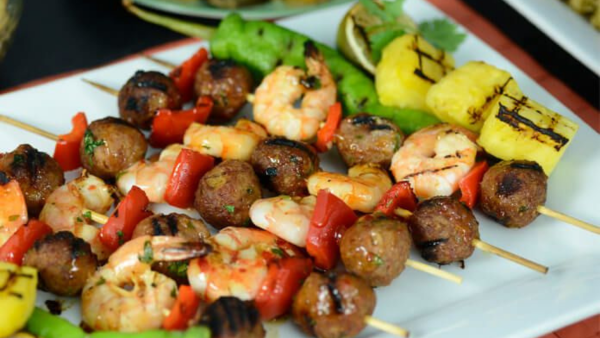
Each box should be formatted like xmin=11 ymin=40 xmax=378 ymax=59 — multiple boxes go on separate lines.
xmin=468 ymin=77 xmax=515 ymax=124
xmin=403 ymin=165 xmax=459 ymax=178
xmin=496 ymin=103 xmax=569 ymax=150
xmin=412 ymin=35 xmax=450 ymax=84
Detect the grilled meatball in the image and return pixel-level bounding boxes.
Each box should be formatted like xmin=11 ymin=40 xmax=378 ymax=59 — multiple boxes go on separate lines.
xmin=194 ymin=59 xmax=253 ymax=123
xmin=251 ymin=138 xmax=319 ymax=196
xmin=118 ymin=70 xmax=182 ymax=129
xmin=334 ymin=113 xmax=404 ymax=168
xmin=409 ymin=196 xmax=479 ymax=265
xmin=199 ymin=297 xmax=265 ymax=338
xmin=480 ymin=160 xmax=547 ymax=228
xmin=340 ymin=214 xmax=411 ymax=287
xmin=292 ymin=272 xmax=376 ymax=338
xmin=132 ymin=213 xmax=211 ymax=284
xmin=0 ymin=144 xmax=64 ymax=216
xmin=79 ymin=117 xmax=147 ymax=180
xmin=23 ymin=231 xmax=97 ymax=296
xmin=194 ymin=160 xmax=262 ymax=229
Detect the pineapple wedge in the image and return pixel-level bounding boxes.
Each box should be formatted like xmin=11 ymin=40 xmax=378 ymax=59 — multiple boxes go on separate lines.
xmin=478 ymin=89 xmax=579 ymax=175
xmin=0 ymin=262 xmax=37 ymax=337
xmin=426 ymin=61 xmax=520 ymax=132
xmin=376 ymin=34 xmax=454 ymax=112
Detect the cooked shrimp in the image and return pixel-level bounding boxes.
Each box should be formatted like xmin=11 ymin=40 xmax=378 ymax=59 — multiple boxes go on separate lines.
xmin=39 ymin=173 xmax=114 ymax=260
xmin=188 ymin=227 xmax=302 ymax=302
xmin=250 ymin=195 xmax=316 ymax=247
xmin=307 ymin=164 xmax=392 ymax=213
xmin=82 ymin=235 xmax=210 ymax=332
xmin=390 ymin=123 xmax=478 ymax=199
xmin=116 ymin=144 xmax=184 ymax=203
xmin=183 ymin=120 xmax=266 ymax=161
xmin=0 ymin=179 xmax=27 ymax=247
xmin=253 ymin=42 xmax=336 ymax=141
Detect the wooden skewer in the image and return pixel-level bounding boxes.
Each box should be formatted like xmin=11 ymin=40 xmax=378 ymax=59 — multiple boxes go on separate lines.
xmin=472 ymin=239 xmax=548 ymax=274
xmin=364 ymin=315 xmax=410 ymax=338
xmin=143 ymin=54 xmax=177 ymax=69
xmin=82 ymin=78 xmax=119 ymax=96
xmin=537 ymin=205 xmax=600 ymax=235
xmin=83 ymin=208 xmax=109 ymax=224
xmin=0 ymin=115 xmax=59 ymax=141
xmin=405 ymin=259 xmax=462 ymax=284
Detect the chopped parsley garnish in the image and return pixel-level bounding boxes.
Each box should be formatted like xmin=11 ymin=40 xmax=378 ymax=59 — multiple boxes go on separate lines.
xmin=139 ymin=240 xmax=154 ymax=264
xmin=117 ymin=231 xmax=124 ymax=245
xmin=167 ymin=261 xmax=189 ymax=278
xmin=271 ymin=248 xmax=285 ymax=257
xmin=372 ymin=254 xmax=384 ymax=266
xmin=8 ymin=215 xmax=19 ymax=222
xmin=83 ymin=130 xmax=105 ymax=164
xmin=83 ymin=210 xmax=92 ymax=220
xmin=96 ymin=277 xmax=106 ymax=286
xmin=224 ymin=205 xmax=235 ymax=214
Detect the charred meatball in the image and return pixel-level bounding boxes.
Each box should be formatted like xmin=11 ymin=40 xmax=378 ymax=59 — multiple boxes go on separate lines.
xmin=118 ymin=70 xmax=182 ymax=129
xmin=194 ymin=160 xmax=262 ymax=229
xmin=409 ymin=196 xmax=479 ymax=265
xmin=0 ymin=144 xmax=64 ymax=216
xmin=340 ymin=214 xmax=411 ymax=287
xmin=79 ymin=117 xmax=147 ymax=180
xmin=480 ymin=160 xmax=547 ymax=228
xmin=194 ymin=59 xmax=253 ymax=122
xmin=23 ymin=231 xmax=97 ymax=296
xmin=132 ymin=213 xmax=211 ymax=284
xmin=199 ymin=297 xmax=265 ymax=338
xmin=251 ymin=138 xmax=319 ymax=196
xmin=292 ymin=272 xmax=376 ymax=338
xmin=334 ymin=113 xmax=404 ymax=168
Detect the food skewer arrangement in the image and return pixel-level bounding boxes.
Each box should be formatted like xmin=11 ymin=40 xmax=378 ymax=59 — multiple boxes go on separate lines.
xmin=1 ymin=1 xmax=598 ymax=338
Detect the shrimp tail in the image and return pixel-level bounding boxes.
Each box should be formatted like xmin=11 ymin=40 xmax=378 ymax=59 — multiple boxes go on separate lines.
xmin=304 ymin=40 xmax=320 ymax=60
xmin=160 ymin=241 xmax=212 ymax=261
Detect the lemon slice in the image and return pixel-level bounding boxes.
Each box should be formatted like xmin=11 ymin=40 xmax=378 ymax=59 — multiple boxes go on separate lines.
xmin=337 ymin=1 xmax=417 ymax=75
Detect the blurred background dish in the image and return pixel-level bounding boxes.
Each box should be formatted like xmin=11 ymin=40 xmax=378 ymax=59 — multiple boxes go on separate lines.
xmin=0 ymin=0 xmax=22 ymax=63
xmin=132 ymin=0 xmax=353 ymax=20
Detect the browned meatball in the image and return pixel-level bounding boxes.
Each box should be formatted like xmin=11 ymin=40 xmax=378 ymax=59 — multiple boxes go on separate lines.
xmin=118 ymin=70 xmax=182 ymax=129
xmin=292 ymin=272 xmax=376 ymax=338
xmin=132 ymin=213 xmax=211 ymax=284
xmin=334 ymin=113 xmax=404 ymax=168
xmin=199 ymin=297 xmax=265 ymax=338
xmin=251 ymin=138 xmax=319 ymax=196
xmin=409 ymin=196 xmax=479 ymax=265
xmin=340 ymin=214 xmax=411 ymax=287
xmin=194 ymin=160 xmax=262 ymax=229
xmin=0 ymin=144 xmax=64 ymax=216
xmin=194 ymin=59 xmax=253 ymax=122
xmin=480 ymin=160 xmax=547 ymax=228
xmin=23 ymin=231 xmax=97 ymax=296
xmin=79 ymin=117 xmax=147 ymax=180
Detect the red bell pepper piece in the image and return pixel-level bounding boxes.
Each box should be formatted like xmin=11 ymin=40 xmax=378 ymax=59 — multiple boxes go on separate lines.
xmin=149 ymin=96 xmax=213 ymax=148
xmin=459 ymin=161 xmax=489 ymax=209
xmin=170 ymin=47 xmax=209 ymax=103
xmin=99 ymin=186 xmax=153 ymax=251
xmin=163 ymin=285 xmax=201 ymax=331
xmin=375 ymin=181 xmax=418 ymax=216
xmin=0 ymin=219 xmax=52 ymax=265
xmin=164 ymin=149 xmax=214 ymax=208
xmin=254 ymin=257 xmax=313 ymax=320
xmin=53 ymin=112 xmax=88 ymax=171
xmin=315 ymin=102 xmax=342 ymax=153
xmin=306 ymin=189 xmax=358 ymax=270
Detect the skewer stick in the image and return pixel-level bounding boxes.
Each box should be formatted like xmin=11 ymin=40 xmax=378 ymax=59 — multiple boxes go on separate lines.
xmin=472 ymin=239 xmax=548 ymax=274
xmin=83 ymin=208 xmax=109 ymax=224
xmin=405 ymin=259 xmax=462 ymax=284
xmin=81 ymin=78 xmax=119 ymax=96
xmin=143 ymin=54 xmax=177 ymax=69
xmin=537 ymin=205 xmax=600 ymax=234
xmin=0 ymin=115 xmax=59 ymax=141
xmin=364 ymin=316 xmax=410 ymax=338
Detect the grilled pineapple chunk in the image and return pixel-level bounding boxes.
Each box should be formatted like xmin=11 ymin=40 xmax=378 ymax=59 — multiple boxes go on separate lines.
xmin=477 ymin=90 xmax=579 ymax=175
xmin=376 ymin=34 xmax=454 ymax=112
xmin=426 ymin=61 xmax=520 ymax=132
xmin=0 ymin=262 xmax=37 ymax=338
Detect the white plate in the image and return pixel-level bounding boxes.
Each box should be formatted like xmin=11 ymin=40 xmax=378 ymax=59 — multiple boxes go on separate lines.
xmin=503 ymin=0 xmax=600 ymax=75
xmin=1 ymin=1 xmax=599 ymax=338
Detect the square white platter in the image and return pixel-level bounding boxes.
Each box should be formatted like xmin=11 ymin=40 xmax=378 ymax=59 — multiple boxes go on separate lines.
xmin=0 ymin=1 xmax=599 ymax=338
